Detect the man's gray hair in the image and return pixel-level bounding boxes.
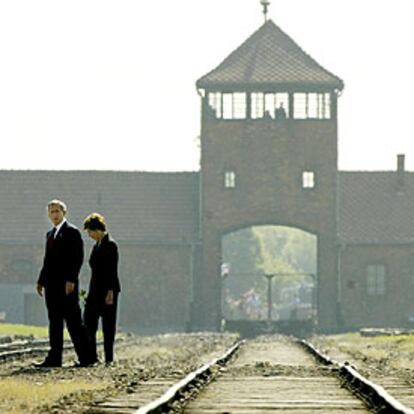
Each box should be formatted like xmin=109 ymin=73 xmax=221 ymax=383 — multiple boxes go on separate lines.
xmin=47 ymin=199 xmax=67 ymax=214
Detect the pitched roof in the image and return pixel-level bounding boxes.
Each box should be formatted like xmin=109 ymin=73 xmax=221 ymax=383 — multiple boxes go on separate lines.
xmin=3 ymin=169 xmax=414 ymax=246
xmin=0 ymin=171 xmax=199 ymax=244
xmin=197 ymin=20 xmax=344 ymax=90
xmin=338 ymin=171 xmax=414 ymax=244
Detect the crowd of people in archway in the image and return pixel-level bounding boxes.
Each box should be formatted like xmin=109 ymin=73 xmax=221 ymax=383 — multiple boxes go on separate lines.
xmin=224 ymin=288 xmax=264 ymax=320
xmin=223 ymin=284 xmax=315 ymax=322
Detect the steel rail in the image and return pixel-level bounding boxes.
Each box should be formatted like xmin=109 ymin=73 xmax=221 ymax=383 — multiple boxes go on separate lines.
xmin=134 ymin=340 xmax=243 ymax=414
xmin=0 ymin=342 xmax=72 ymax=361
xmin=0 ymin=336 xmax=127 ymax=362
xmin=299 ymin=339 xmax=414 ymax=414
xmin=0 ymin=338 xmax=50 ymax=351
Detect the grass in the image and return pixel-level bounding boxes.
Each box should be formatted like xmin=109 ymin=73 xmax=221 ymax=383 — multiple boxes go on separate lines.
xmin=0 ymin=323 xmax=49 ymax=338
xmin=0 ymin=378 xmax=107 ymax=414
xmin=0 ymin=323 xmax=103 ymax=339
xmin=331 ymin=332 xmax=414 ymax=349
xmin=322 ymin=332 xmax=414 ymax=370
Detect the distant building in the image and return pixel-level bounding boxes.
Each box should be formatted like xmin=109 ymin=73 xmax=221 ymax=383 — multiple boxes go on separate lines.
xmin=0 ymin=171 xmax=199 ymax=333
xmin=1 ymin=19 xmax=413 ymax=332
xmin=337 ymin=156 xmax=414 ymax=329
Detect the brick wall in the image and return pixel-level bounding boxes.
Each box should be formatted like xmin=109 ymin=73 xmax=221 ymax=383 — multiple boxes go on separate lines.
xmin=0 ymin=242 xmax=194 ymax=331
xmin=339 ymin=244 xmax=414 ymax=328
xmin=118 ymin=244 xmax=193 ymax=332
xmin=0 ymin=244 xmax=44 ymax=285
xmin=199 ymin=116 xmax=339 ymax=330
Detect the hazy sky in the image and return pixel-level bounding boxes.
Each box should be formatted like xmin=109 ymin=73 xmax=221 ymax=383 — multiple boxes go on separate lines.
xmin=0 ymin=0 xmax=413 ymax=171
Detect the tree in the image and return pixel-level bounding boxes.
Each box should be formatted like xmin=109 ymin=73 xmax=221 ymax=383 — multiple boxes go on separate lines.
xmin=222 ymin=228 xmax=261 ymax=296
xmin=222 ymin=225 xmax=317 ymax=319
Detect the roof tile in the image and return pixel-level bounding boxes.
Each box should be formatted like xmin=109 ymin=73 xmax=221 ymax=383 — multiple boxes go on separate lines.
xmin=338 ymin=171 xmax=414 ymax=244
xmin=197 ymin=20 xmax=344 ymax=90
xmin=0 ymin=171 xmax=199 ymax=243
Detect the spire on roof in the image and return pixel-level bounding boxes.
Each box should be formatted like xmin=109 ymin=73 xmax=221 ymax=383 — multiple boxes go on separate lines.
xmin=261 ymin=0 xmax=271 ymax=23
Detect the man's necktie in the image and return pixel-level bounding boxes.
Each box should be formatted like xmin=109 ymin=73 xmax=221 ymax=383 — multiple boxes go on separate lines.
xmin=47 ymin=228 xmax=57 ymax=250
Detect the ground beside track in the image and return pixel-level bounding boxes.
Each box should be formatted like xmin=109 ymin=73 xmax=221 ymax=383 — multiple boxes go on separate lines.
xmin=0 ymin=332 xmax=237 ymax=414
xmin=313 ymin=332 xmax=414 ymax=409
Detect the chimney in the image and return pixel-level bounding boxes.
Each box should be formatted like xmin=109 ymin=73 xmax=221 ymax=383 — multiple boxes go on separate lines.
xmin=397 ymin=154 xmax=405 ymax=188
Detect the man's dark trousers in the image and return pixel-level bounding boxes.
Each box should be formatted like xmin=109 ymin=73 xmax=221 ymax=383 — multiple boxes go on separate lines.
xmin=45 ymin=289 xmax=90 ymax=365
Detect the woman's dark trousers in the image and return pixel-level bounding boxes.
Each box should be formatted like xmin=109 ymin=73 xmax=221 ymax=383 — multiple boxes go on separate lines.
xmin=84 ymin=293 xmax=118 ymax=363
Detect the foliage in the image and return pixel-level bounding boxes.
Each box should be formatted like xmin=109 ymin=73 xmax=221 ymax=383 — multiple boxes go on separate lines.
xmin=253 ymin=225 xmax=316 ymax=275
xmin=222 ymin=228 xmax=261 ymax=296
xmin=222 ymin=226 xmax=316 ymax=291
xmin=222 ymin=226 xmax=317 ymax=319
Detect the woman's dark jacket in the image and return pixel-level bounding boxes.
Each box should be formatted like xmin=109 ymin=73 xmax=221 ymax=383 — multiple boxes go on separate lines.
xmin=88 ymin=234 xmax=121 ymax=297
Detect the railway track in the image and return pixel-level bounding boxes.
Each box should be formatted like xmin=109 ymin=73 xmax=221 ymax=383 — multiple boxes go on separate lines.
xmin=0 ymin=337 xmax=61 ymax=361
xmin=93 ymin=335 xmax=414 ymax=413
xmin=176 ymin=336 xmax=371 ymax=413
xmin=308 ymin=337 xmax=414 ymax=412
xmin=2 ymin=333 xmax=412 ymax=413
xmin=0 ymin=335 xmax=127 ymax=363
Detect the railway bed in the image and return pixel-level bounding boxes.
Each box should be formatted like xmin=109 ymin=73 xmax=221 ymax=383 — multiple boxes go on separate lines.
xmin=1 ymin=333 xmax=413 ymax=413
xmin=119 ymin=336 xmax=413 ymax=414
xmin=179 ymin=336 xmax=370 ymax=413
xmin=96 ymin=336 xmax=378 ymax=413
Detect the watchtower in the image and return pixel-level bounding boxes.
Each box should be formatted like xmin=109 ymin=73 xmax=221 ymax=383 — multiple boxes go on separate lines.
xmin=195 ymin=19 xmax=344 ymax=331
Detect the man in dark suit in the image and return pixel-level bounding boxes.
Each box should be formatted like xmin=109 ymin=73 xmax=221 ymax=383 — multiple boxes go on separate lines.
xmin=36 ymin=199 xmax=92 ymax=367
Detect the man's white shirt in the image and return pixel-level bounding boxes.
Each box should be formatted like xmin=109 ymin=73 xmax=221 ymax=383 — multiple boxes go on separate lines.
xmin=54 ymin=218 xmax=67 ymax=238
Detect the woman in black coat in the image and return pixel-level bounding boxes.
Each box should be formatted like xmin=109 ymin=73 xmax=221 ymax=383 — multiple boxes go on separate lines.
xmin=83 ymin=213 xmax=121 ymax=365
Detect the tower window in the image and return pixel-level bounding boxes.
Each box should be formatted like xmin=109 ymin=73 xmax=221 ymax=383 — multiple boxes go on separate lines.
xmin=366 ymin=265 xmax=386 ymax=295
xmin=208 ymin=92 xmax=222 ymax=118
xmin=302 ymin=171 xmax=315 ymax=189
xmin=222 ymin=93 xmax=247 ymax=119
xmin=224 ymin=171 xmax=236 ymax=188
xmin=251 ymin=92 xmax=264 ymax=119
xmin=251 ymin=92 xmax=289 ymax=119
xmin=294 ymin=93 xmax=331 ymax=119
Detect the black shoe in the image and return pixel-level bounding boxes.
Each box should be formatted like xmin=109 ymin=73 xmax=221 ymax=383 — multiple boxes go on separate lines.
xmin=72 ymin=360 xmax=95 ymax=368
xmin=34 ymin=359 xmax=61 ymax=368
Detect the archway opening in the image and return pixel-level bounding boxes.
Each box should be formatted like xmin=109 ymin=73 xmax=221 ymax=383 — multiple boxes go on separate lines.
xmin=221 ymin=225 xmax=317 ymax=334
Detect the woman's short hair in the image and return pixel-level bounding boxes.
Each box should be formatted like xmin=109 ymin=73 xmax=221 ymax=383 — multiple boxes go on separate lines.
xmin=84 ymin=212 xmax=107 ymax=232
xmin=47 ymin=199 xmax=67 ymax=214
